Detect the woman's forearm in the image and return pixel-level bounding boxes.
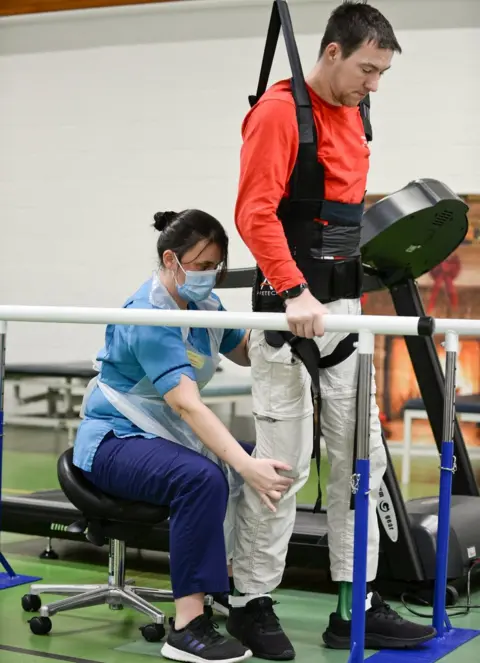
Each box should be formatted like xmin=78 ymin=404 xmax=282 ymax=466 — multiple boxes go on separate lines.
xmin=224 ymin=331 xmax=251 ymax=367
xmin=179 ymin=401 xmax=251 ymax=474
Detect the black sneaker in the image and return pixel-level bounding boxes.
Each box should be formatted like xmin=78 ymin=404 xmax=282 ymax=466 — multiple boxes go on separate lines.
xmin=211 ymin=592 xmax=230 ymax=617
xmin=322 ymin=592 xmax=436 ymax=650
xmin=161 ymin=614 xmax=252 ymax=663
xmin=226 ymin=596 xmax=295 ymax=660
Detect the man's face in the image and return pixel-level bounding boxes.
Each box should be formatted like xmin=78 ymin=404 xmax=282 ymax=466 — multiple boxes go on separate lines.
xmin=329 ymin=40 xmax=393 ymax=107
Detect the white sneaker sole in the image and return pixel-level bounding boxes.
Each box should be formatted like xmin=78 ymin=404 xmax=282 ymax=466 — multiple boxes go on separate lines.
xmin=161 ymin=642 xmax=253 ymax=663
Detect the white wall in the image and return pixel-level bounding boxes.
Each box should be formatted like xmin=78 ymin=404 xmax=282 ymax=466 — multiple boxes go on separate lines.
xmin=1 ymin=0 xmax=479 ymax=364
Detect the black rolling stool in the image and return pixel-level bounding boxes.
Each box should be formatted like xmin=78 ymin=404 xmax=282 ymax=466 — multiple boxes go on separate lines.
xmin=21 ymin=447 xmax=179 ymax=642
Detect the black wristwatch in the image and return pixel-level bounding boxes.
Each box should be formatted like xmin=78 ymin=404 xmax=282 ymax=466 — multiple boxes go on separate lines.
xmin=279 ymin=283 xmax=308 ymax=301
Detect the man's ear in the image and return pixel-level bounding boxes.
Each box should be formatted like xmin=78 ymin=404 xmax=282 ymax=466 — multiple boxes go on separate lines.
xmin=325 ymin=42 xmax=341 ymax=62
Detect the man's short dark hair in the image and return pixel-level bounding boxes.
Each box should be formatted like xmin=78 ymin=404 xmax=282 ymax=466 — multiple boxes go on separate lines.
xmin=319 ymin=1 xmax=402 ymax=59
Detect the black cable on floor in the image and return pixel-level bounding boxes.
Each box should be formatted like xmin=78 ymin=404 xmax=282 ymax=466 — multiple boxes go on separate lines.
xmin=400 ymin=559 xmax=480 ymax=619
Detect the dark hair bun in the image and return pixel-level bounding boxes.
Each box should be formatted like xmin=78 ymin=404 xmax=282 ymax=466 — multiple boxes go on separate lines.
xmin=153 ymin=211 xmax=177 ymax=232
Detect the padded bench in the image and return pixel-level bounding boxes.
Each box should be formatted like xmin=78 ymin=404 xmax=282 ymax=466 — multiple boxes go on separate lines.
xmin=5 ymin=362 xmax=252 ymax=444
xmin=401 ymin=394 xmax=480 ymax=485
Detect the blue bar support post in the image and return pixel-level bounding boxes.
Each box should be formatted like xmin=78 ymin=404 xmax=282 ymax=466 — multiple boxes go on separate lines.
xmin=348 ymin=329 xmax=374 ymax=663
xmin=0 ymin=321 xmax=41 ymax=589
xmin=367 ymin=328 xmax=480 ymax=663
xmin=0 ymin=320 xmax=17 ymax=578
xmin=432 ymin=331 xmax=458 ymax=636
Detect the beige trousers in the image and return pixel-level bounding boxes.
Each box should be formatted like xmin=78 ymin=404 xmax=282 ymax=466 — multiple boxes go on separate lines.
xmin=232 ymin=298 xmax=387 ymax=593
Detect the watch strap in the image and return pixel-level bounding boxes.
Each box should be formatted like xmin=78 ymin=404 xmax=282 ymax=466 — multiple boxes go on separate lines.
xmin=279 ymin=283 xmax=308 ymax=300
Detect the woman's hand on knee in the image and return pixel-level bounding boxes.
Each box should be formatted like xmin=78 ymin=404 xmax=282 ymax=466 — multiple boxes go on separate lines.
xmin=265 ymin=488 xmax=285 ymax=504
xmin=238 ymin=457 xmax=293 ymax=512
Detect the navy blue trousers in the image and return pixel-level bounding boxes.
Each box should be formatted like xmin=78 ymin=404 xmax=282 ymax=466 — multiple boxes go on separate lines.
xmin=82 ymin=433 xmax=252 ymax=599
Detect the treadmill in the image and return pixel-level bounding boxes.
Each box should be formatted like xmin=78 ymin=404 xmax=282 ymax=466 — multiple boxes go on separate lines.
xmin=3 ymin=186 xmax=480 ymax=602
xmin=3 ymin=0 xmax=480 ymax=604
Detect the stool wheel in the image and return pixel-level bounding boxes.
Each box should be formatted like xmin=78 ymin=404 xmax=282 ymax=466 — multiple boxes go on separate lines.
xmin=29 ymin=616 xmax=52 ymax=635
xmin=140 ymin=623 xmax=165 ymax=642
xmin=21 ymin=594 xmax=41 ymax=612
xmin=40 ymin=549 xmax=59 ymax=560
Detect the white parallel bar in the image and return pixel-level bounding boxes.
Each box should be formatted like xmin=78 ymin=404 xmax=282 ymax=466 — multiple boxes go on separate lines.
xmin=0 ymin=305 xmax=426 ymax=336
xmin=434 ymin=318 xmax=480 ymax=337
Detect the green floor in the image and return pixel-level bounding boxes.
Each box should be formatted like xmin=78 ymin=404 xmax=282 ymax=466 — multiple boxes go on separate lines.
xmin=1 ymin=425 xmax=480 ymax=662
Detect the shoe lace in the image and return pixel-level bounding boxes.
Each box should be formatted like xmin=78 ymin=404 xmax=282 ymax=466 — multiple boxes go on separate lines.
xmin=371 ymin=599 xmax=403 ymax=622
xmin=196 ymin=615 xmax=224 ymax=643
xmin=252 ymin=599 xmax=281 ymax=630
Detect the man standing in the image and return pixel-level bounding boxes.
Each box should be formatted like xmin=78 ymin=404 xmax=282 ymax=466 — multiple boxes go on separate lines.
xmin=227 ymin=2 xmax=436 ymax=658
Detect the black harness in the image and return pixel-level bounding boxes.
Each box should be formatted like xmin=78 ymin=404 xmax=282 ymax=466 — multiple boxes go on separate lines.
xmin=265 ymin=329 xmax=358 ymax=512
xmin=249 ymin=1 xmax=373 ymax=511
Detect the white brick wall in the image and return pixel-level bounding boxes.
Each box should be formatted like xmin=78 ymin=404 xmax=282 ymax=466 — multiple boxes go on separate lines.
xmin=1 ymin=0 xmax=479 ymax=364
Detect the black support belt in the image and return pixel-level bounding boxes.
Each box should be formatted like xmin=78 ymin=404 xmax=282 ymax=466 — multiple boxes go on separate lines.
xmin=279 ymin=199 xmax=365 ymax=226
xmin=319 ymin=200 xmax=365 ymax=226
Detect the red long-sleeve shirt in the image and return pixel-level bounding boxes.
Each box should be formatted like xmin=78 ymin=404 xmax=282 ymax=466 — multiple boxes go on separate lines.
xmin=235 ymin=79 xmax=370 ymax=294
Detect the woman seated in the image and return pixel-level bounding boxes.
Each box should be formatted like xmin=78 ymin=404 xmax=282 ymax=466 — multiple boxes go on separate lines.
xmin=73 ymin=208 xmax=293 ymax=663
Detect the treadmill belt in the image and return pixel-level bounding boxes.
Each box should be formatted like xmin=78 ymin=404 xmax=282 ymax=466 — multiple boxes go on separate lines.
xmin=2 ymin=490 xmax=329 ymax=542
xmin=293 ymin=510 xmax=328 ymax=538
xmin=17 ymin=491 xmax=328 ymax=538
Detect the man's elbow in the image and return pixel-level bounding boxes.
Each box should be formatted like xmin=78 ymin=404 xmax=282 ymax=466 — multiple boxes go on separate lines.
xmin=235 ymin=205 xmax=271 ymax=244
xmin=234 ymin=204 xmax=249 ymax=241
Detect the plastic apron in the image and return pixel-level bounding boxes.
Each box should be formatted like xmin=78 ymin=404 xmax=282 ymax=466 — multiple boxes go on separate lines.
xmin=80 ymin=274 xmax=243 ymax=561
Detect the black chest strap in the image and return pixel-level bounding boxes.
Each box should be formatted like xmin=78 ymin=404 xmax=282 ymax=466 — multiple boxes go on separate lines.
xmin=265 ymin=330 xmax=358 ymax=512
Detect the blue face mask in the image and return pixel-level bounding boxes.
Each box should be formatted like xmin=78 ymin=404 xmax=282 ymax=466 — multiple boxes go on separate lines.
xmin=174 ymin=256 xmax=218 ymax=303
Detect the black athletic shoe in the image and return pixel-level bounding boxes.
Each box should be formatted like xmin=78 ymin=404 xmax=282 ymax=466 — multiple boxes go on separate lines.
xmin=322 ymin=592 xmax=436 ymax=650
xmin=226 ymin=596 xmax=295 ymax=661
xmin=211 ymin=592 xmax=230 ymax=617
xmin=161 ymin=614 xmax=252 ymax=663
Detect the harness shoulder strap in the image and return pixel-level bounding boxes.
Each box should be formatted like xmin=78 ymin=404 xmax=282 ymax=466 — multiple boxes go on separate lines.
xmin=248 ymin=1 xmax=281 ymax=108
xmin=288 ymin=96 xmax=323 ymax=205
xmin=249 ymin=0 xmax=310 ymax=109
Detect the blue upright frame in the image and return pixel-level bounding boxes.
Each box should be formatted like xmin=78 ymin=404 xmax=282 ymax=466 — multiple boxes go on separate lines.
xmin=348 ymin=330 xmax=374 ymax=663
xmin=365 ymin=330 xmax=480 ymax=663
xmin=0 ymin=321 xmax=42 ymax=589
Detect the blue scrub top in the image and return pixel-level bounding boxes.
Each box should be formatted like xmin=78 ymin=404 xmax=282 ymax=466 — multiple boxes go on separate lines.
xmin=73 ymin=277 xmax=245 ymax=472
